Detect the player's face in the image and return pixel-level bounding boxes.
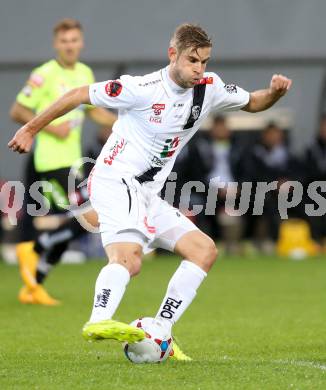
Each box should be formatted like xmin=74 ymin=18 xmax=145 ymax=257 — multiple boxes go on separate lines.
xmin=211 ymin=121 xmax=230 ymax=141
xmin=169 ymin=46 xmax=211 ymax=88
xmin=53 ymin=28 xmax=84 ymax=67
xmin=262 ymin=128 xmax=284 ymax=148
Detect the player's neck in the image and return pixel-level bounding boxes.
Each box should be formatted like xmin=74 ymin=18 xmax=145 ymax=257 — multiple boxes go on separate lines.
xmin=166 ymin=66 xmax=188 ymax=92
xmin=56 ymin=57 xmax=77 ymax=70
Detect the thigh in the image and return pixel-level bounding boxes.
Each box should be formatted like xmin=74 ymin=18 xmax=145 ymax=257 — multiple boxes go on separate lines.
xmin=149 ymin=197 xmax=199 ymax=252
xmin=90 ymin=175 xmax=153 ymax=248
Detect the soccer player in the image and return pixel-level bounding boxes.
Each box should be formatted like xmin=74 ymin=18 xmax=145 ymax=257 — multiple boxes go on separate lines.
xmin=10 ymin=18 xmax=116 ymax=305
xmin=9 ymin=24 xmax=292 ymax=349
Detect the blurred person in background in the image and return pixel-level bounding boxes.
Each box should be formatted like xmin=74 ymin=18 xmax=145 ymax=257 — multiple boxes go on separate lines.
xmin=206 ymin=115 xmax=244 ymax=253
xmin=9 ymin=18 xmax=116 ymax=305
xmin=303 ymin=115 xmax=326 ymax=244
xmin=84 ymin=126 xmax=113 ymax=177
xmin=240 ymin=122 xmax=299 ymax=251
xmin=169 ymin=129 xmax=214 ymax=233
xmin=171 ymin=115 xmax=244 ymax=253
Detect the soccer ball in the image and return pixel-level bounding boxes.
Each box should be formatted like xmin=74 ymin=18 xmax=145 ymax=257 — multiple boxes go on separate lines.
xmin=123 ymin=317 xmax=173 ymax=364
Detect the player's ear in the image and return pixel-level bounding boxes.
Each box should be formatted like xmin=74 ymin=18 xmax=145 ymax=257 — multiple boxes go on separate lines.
xmin=168 ymin=47 xmax=177 ymax=63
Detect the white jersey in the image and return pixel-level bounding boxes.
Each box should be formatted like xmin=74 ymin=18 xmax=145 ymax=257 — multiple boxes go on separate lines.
xmin=89 ymin=66 xmax=249 ymax=194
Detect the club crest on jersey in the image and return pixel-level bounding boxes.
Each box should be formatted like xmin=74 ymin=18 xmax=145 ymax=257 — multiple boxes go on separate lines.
xmin=27 ymin=73 xmax=44 ymax=88
xmin=224 ymin=84 xmax=238 ymax=94
xmin=152 ymin=103 xmax=165 ymax=116
xmin=191 ymin=105 xmax=201 ymax=120
xmin=105 ymin=80 xmax=123 ymax=97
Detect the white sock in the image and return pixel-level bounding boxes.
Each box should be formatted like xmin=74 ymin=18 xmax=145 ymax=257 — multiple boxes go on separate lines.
xmin=89 ymin=263 xmax=130 ymax=323
xmin=155 ymin=260 xmax=207 ymax=331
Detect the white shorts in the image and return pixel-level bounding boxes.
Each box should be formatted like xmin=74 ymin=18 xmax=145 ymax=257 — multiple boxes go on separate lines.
xmin=89 ymin=173 xmax=198 ymax=254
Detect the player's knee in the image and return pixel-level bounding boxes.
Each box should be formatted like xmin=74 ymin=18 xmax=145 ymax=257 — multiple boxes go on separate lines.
xmin=199 ymin=238 xmax=218 ymax=272
xmin=110 ymin=255 xmax=142 ymax=277
xmin=128 ymin=255 xmax=142 ymax=277
xmin=107 ymin=244 xmax=143 ymax=276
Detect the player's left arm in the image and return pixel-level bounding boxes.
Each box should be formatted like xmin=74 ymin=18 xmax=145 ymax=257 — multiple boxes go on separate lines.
xmin=86 ymin=106 xmax=117 ymax=127
xmin=242 ymin=74 xmax=292 ymax=113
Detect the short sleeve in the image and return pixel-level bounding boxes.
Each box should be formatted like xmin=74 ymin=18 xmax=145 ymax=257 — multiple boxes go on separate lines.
xmin=89 ymin=75 xmax=139 ymax=110
xmin=211 ymin=73 xmax=250 ymax=112
xmin=16 ymin=70 xmax=47 ymax=111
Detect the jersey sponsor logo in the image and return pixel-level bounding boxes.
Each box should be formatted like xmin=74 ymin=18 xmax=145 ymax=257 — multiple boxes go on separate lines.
xmin=103 ymin=138 xmax=125 ymax=165
xmin=151 ymin=155 xmax=166 ymax=167
xmin=152 ymin=103 xmax=165 ymax=115
xmin=160 ymin=137 xmax=180 ymax=158
xmin=224 ymin=83 xmax=238 ymax=94
xmin=105 ymin=80 xmax=123 ymax=97
xmin=138 ymin=79 xmax=161 ymax=87
xmin=87 ymin=167 xmax=95 ymax=197
xmin=150 ymin=116 xmax=162 ymax=124
xmin=196 ymin=76 xmax=213 ymax=85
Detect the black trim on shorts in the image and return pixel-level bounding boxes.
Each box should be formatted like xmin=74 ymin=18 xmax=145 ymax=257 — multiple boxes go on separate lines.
xmin=122 ymin=178 xmax=132 ymax=213
xmin=135 ymin=84 xmax=207 ymax=184
xmin=135 ymin=166 xmax=162 ymax=184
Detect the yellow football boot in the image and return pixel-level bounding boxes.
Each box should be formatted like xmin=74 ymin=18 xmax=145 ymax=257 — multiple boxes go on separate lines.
xmin=32 ymin=284 xmax=61 ymax=306
xmin=16 ymin=241 xmax=39 ymax=289
xmin=170 ymin=338 xmax=192 ymax=361
xmin=18 ymin=286 xmax=35 ymax=304
xmin=82 ymin=319 xmax=145 ymax=343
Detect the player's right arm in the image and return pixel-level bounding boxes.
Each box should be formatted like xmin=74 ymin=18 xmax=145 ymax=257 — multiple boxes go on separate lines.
xmin=8 ymin=85 xmax=90 ymax=153
xmin=10 ymin=68 xmax=72 ymax=139
xmin=9 ymin=76 xmax=141 ymax=154
xmin=9 ymin=102 xmax=71 ymax=139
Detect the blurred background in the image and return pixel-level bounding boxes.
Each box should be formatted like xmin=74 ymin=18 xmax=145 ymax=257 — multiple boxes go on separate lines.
xmin=2 ymin=0 xmax=326 ymax=261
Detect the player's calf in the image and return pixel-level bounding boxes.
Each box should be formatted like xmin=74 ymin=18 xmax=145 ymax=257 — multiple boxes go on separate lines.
xmin=88 ymin=243 xmax=143 ymax=325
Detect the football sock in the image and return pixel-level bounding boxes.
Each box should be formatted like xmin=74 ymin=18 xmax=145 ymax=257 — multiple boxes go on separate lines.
xmin=89 ymin=263 xmax=130 ymax=323
xmin=34 ymin=218 xmax=85 ymax=284
xmin=155 ymin=260 xmax=207 ymax=330
xmin=34 ymin=218 xmax=84 ymax=254
xmin=35 ymin=241 xmax=69 ymax=284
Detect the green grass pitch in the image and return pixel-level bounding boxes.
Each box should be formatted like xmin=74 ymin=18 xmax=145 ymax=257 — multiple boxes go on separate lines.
xmin=1 ymin=254 xmax=326 ymax=389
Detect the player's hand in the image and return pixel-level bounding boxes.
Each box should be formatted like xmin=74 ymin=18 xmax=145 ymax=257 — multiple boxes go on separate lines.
xmin=8 ymin=125 xmax=34 ymax=154
xmin=270 ymin=74 xmax=292 ymax=97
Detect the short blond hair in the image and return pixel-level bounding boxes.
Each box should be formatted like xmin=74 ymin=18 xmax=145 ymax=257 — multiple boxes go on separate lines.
xmin=170 ymin=23 xmax=212 ymax=53
xmin=53 ymin=18 xmax=83 ymax=35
